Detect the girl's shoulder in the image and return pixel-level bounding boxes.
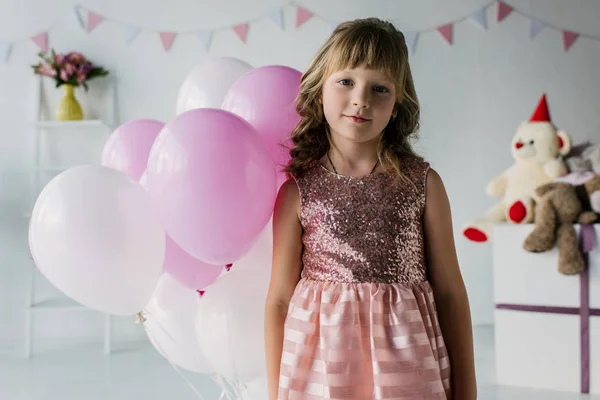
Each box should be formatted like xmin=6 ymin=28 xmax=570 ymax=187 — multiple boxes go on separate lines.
xmin=398 ymin=154 xmax=430 ymax=183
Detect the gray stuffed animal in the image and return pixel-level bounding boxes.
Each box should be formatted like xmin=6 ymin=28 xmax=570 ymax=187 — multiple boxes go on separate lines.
xmin=565 ymin=141 xmax=600 ymax=173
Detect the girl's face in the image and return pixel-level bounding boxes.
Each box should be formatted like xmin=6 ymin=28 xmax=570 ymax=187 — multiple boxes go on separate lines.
xmin=321 ymin=64 xmax=396 ymax=145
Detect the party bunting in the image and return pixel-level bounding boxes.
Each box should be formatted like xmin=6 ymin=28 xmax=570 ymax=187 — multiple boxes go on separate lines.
xmin=563 ymin=31 xmax=579 ymax=51
xmin=1 ymin=1 xmax=598 ymax=63
xmin=123 ymin=24 xmax=140 ymax=47
xmin=437 ymin=23 xmax=453 ymax=45
xmin=404 ymin=31 xmax=419 ymax=53
xmin=268 ymin=8 xmax=284 ymax=30
xmin=530 ymin=19 xmax=544 ymax=39
xmin=497 ymin=1 xmax=513 ymax=22
xmin=71 ymin=6 xmax=85 ymax=30
xmin=0 ymin=41 xmax=12 ymax=63
xmin=197 ymin=31 xmax=213 ymax=52
xmin=31 ymin=32 xmax=48 ymax=53
xmin=296 ymin=7 xmax=313 ymax=28
xmin=328 ymin=22 xmax=339 ymax=36
xmin=160 ymin=32 xmax=176 ymax=52
xmin=87 ymin=11 xmax=104 ymax=33
xmin=471 ymin=8 xmax=487 ymax=30
xmin=233 ymin=23 xmax=249 ymax=43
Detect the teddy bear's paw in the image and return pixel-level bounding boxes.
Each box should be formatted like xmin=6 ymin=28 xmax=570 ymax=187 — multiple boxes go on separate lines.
xmin=463 ymin=227 xmax=488 ymax=242
xmin=507 ymin=199 xmax=534 ymax=224
xmin=508 ymin=201 xmax=527 ymax=223
xmin=558 ymin=253 xmax=584 ymax=275
xmin=578 ymin=211 xmax=598 ymax=225
xmin=523 ymin=231 xmax=555 ymax=252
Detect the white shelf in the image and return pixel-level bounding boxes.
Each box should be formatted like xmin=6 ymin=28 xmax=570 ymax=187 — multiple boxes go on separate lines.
xmin=24 ymin=76 xmax=117 ymax=358
xmin=35 ymin=119 xmax=109 ymax=129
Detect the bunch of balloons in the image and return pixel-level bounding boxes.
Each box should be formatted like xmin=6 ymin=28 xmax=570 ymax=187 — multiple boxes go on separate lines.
xmin=28 ymin=56 xmax=302 ymax=398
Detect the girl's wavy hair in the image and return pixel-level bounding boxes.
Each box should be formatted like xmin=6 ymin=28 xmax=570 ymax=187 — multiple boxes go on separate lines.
xmin=283 ymin=18 xmax=423 ymax=181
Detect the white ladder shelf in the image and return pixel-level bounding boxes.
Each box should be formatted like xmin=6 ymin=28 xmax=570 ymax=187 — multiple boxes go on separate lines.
xmin=25 ymin=75 xmax=118 ymax=358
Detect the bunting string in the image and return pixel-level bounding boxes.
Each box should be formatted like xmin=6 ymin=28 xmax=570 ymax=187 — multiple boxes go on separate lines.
xmin=1 ymin=0 xmax=599 ymax=64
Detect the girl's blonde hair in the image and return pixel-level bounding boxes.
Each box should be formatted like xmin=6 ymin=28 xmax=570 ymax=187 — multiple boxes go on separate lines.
xmin=284 ymin=17 xmax=423 ymax=180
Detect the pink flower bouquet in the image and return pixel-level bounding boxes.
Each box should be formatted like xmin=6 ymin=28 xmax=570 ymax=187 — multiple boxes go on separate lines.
xmin=32 ymin=49 xmax=109 ymax=91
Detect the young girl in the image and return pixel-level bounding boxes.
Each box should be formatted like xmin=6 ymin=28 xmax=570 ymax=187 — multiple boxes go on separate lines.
xmin=265 ymin=18 xmax=477 ymax=400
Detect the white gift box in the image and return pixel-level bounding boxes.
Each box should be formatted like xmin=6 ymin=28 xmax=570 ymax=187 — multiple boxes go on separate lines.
xmin=492 ymin=223 xmax=600 ymax=394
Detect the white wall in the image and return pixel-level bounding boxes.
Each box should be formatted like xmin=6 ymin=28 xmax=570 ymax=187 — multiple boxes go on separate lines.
xmin=1 ymin=0 xmax=600 ymax=346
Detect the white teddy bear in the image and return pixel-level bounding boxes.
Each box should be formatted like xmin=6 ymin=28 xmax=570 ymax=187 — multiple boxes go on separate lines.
xmin=463 ymin=94 xmax=571 ymax=243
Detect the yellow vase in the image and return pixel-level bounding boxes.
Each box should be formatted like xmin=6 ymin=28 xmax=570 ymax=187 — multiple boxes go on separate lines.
xmin=56 ymin=84 xmax=83 ymax=121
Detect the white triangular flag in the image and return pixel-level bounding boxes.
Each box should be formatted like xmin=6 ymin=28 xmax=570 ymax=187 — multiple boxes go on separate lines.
xmin=471 ymin=8 xmax=487 ymax=30
xmin=267 ymin=8 xmax=284 ymax=30
xmin=327 ymin=22 xmax=339 ymax=36
xmin=72 ymin=6 xmax=85 ymax=29
xmin=530 ymin=19 xmax=544 ymax=39
xmin=403 ymin=31 xmax=419 ymax=53
xmin=123 ymin=24 xmax=141 ymax=46
xmin=197 ymin=31 xmax=213 ymax=51
xmin=0 ymin=41 xmax=12 ymax=63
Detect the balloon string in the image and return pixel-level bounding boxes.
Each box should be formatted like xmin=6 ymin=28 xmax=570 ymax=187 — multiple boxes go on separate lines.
xmin=212 ymin=375 xmax=235 ymax=400
xmin=139 ymin=309 xmax=206 ymax=400
xmin=226 ymin=377 xmax=243 ymax=399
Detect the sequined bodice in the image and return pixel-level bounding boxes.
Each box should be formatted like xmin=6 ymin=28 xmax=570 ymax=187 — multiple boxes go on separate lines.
xmin=293 ymin=157 xmax=430 ymax=285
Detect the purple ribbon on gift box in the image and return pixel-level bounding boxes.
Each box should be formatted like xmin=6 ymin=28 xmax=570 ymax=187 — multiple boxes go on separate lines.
xmin=495 ymin=224 xmax=597 ymax=394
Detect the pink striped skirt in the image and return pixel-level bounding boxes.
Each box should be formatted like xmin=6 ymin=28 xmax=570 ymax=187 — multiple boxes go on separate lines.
xmin=278 ymin=278 xmax=451 ymax=399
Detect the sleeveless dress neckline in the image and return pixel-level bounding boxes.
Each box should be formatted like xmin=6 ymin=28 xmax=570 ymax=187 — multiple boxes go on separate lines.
xmin=317 ymin=162 xmax=390 ymax=180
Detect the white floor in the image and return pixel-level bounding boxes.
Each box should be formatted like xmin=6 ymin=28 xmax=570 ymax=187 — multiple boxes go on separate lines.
xmin=0 ymin=325 xmax=597 ymax=400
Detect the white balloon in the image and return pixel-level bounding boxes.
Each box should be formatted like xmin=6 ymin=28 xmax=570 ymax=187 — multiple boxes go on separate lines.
xmin=28 ymin=165 xmax=165 ymax=316
xmin=195 ymin=269 xmax=269 ymax=381
xmin=176 ymin=57 xmax=253 ymax=114
xmin=144 ymin=274 xmax=214 ymax=374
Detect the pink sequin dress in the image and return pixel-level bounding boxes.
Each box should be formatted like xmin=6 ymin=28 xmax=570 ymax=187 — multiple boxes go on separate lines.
xmin=278 ymin=157 xmax=451 ymax=399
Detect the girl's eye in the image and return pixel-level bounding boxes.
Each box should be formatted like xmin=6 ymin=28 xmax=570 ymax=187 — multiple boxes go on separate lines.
xmin=338 ymin=79 xmax=352 ymax=86
xmin=374 ymin=85 xmax=389 ymax=93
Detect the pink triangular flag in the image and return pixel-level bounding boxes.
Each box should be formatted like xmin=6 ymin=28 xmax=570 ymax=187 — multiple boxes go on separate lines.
xmin=159 ymin=32 xmax=176 ymax=52
xmin=563 ymin=31 xmax=579 ymax=51
xmin=296 ymin=7 xmax=313 ymax=28
xmin=31 ymin=32 xmax=48 ymax=52
xmin=233 ymin=23 xmax=249 ymax=43
xmin=497 ymin=1 xmax=513 ymax=22
xmin=87 ymin=11 xmax=104 ymax=33
xmin=437 ymin=24 xmax=453 ymax=45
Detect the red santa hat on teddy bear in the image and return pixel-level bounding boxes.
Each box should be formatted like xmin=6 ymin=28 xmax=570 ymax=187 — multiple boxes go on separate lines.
xmin=528 ymin=93 xmax=566 ymax=149
xmin=529 ymin=93 xmax=551 ymax=122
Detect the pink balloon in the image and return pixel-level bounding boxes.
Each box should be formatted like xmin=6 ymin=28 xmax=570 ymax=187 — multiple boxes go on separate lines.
xmin=163 ymin=235 xmax=224 ymax=291
xmin=101 ymin=119 xmax=165 ymax=181
xmin=139 ymin=169 xmax=223 ymax=290
xmin=146 ymin=108 xmax=277 ymax=265
xmin=222 ymin=65 xmax=301 ymax=186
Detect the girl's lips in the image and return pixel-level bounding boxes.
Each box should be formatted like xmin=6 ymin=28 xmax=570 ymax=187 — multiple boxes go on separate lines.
xmin=345 ymin=115 xmax=370 ymax=124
